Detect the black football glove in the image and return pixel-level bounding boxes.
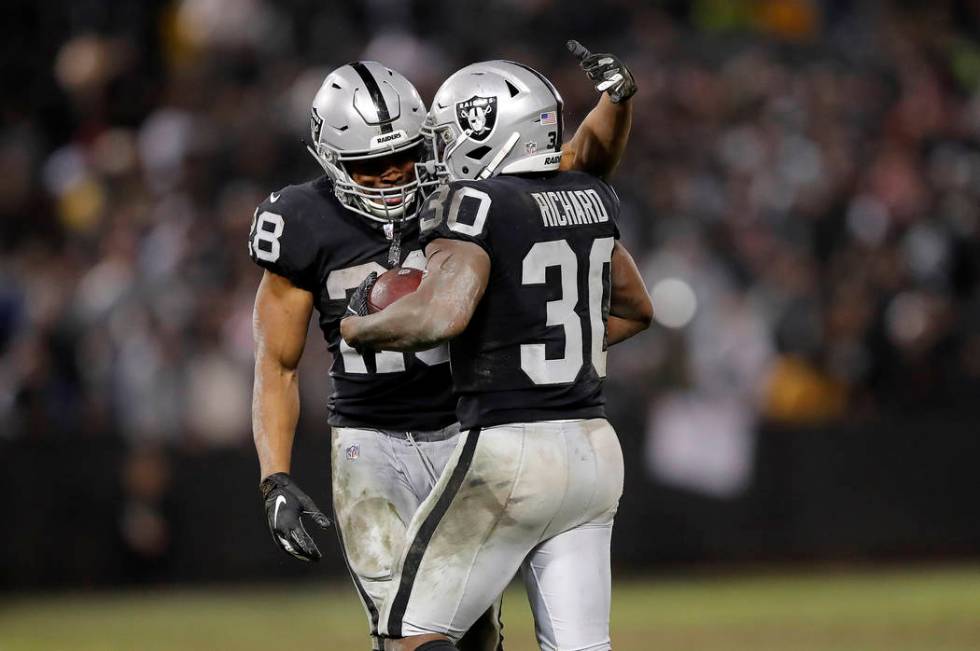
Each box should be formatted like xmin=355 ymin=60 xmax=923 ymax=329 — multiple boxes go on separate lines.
xmin=567 ymin=40 xmax=637 ymax=104
xmin=345 ymin=271 xmax=378 ymax=318
xmin=260 ymin=472 xmax=331 ymax=562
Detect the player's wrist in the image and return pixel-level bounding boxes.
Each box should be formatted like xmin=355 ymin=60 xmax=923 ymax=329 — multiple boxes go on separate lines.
xmin=339 ymin=315 xmax=362 ymax=343
xmin=259 ymin=471 xmax=292 ymax=498
xmin=608 ymin=70 xmax=636 ymax=104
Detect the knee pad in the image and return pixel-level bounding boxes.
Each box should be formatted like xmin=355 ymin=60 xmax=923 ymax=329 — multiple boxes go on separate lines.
xmin=416 ymin=640 xmax=459 ymax=651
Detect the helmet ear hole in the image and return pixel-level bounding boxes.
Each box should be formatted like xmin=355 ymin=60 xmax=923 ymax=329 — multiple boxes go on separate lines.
xmin=461 ymin=166 xmax=470 ymax=175
xmin=466 ymin=146 xmax=493 ymax=160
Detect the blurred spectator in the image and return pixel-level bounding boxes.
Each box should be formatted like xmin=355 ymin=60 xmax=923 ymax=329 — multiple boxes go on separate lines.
xmin=119 ymin=444 xmax=175 ymax=583
xmin=1 ymin=0 xmax=978 ymax=468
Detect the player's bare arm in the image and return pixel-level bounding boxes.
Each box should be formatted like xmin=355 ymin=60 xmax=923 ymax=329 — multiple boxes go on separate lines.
xmin=608 ymin=240 xmax=653 ymax=345
xmin=561 ymin=93 xmax=632 ymax=177
xmin=340 ymin=239 xmax=490 ymax=352
xmin=560 ymin=41 xmax=636 ymax=178
xmin=252 ymin=270 xmax=312 ymax=478
xmin=252 ymin=270 xmax=330 ymax=562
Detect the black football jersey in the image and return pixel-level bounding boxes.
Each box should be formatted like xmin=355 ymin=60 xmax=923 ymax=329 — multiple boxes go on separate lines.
xmin=418 ymin=171 xmax=621 ymax=429
xmin=248 ymin=177 xmax=456 ymax=431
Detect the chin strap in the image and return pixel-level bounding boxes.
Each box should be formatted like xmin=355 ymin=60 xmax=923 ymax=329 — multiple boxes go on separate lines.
xmin=386 ymin=217 xmax=403 ymax=266
xmin=478 ymin=132 xmax=521 ymax=180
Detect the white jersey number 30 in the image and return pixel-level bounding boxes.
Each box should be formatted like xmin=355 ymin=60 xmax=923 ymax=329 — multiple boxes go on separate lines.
xmin=521 ymin=237 xmax=614 ymax=385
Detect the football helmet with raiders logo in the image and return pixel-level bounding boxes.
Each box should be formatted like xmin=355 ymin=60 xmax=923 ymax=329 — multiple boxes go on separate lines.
xmin=307 ymin=61 xmax=427 ymax=222
xmin=422 ymin=60 xmax=565 ymax=182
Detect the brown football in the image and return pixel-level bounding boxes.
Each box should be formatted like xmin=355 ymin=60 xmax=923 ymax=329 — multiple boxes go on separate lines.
xmin=368 ymin=267 xmax=424 ymax=313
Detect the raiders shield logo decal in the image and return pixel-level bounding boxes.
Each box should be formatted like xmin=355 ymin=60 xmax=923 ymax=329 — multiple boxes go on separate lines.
xmin=456 ymin=95 xmax=497 ymax=142
xmin=310 ymin=107 xmax=323 ymax=145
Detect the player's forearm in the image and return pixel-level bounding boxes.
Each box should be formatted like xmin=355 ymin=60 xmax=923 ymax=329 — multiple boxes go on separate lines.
xmin=252 ymin=354 xmax=300 ymax=479
xmin=608 ymin=241 xmax=652 ymax=340
xmin=342 ymin=241 xmax=488 ymax=352
xmin=607 ymin=315 xmax=649 ymax=346
xmin=251 ymin=272 xmax=311 ymax=480
xmin=342 ymin=293 xmax=458 ymax=352
xmin=568 ymin=94 xmax=632 ymax=178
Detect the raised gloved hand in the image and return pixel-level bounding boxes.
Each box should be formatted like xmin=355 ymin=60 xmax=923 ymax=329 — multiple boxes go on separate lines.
xmin=567 ymin=40 xmax=637 ymax=104
xmin=260 ymin=472 xmax=331 ymax=562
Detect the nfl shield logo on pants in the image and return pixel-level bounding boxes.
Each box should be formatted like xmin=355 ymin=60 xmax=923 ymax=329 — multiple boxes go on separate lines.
xmin=346 ymin=444 xmax=360 ymax=461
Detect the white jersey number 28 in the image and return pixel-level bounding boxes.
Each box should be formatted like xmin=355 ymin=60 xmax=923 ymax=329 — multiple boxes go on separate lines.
xmin=250 ymin=211 xmax=284 ymax=262
xmin=520 ymin=237 xmax=614 ymax=385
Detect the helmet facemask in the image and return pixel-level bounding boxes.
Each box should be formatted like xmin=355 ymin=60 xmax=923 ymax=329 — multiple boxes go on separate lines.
xmin=305 ymin=60 xmax=430 ymax=224
xmin=418 ymin=116 xmax=458 ymax=184
xmin=308 ymin=138 xmax=424 ymax=223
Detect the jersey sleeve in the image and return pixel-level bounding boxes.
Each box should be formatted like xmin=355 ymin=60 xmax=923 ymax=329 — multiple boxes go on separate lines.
xmin=247 ymin=188 xmax=321 ymax=291
xmin=418 ymin=181 xmax=495 ymax=255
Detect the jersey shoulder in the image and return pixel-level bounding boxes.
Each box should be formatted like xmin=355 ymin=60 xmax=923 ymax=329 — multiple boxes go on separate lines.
xmin=256 ymin=177 xmax=347 ymax=226
xmin=418 ymin=172 xmax=622 ymax=254
xmin=480 ymin=171 xmax=622 ymax=233
xmin=248 ymin=177 xmax=341 ymax=291
xmin=418 ymin=179 xmax=496 ymax=251
xmin=512 ymin=171 xmax=622 ymax=239
xmin=477 ymin=171 xmax=619 ymax=210
xmin=532 ymin=170 xmax=621 ymax=213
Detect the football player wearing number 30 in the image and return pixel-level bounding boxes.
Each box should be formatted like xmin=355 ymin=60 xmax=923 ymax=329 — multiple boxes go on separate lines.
xmin=341 ymin=56 xmax=650 ymax=651
xmin=249 ymin=42 xmax=636 ymax=651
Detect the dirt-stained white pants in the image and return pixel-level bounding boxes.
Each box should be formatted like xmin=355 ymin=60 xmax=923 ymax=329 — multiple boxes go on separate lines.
xmin=331 ymin=424 xmax=502 ymax=651
xmin=379 ymin=418 xmax=624 ymax=651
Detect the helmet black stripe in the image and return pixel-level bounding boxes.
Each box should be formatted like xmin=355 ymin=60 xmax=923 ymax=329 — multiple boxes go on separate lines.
xmin=349 ymin=62 xmax=393 ymax=133
xmin=504 ymin=60 xmax=563 ymax=151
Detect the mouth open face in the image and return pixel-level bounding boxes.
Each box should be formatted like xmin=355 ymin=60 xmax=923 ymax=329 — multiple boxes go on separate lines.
xmin=353 ymin=186 xmax=417 ymax=221
xmin=361 ymin=191 xmax=408 ymax=210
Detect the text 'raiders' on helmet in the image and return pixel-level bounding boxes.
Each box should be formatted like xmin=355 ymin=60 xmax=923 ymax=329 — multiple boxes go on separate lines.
xmin=307 ymin=61 xmax=428 ymax=223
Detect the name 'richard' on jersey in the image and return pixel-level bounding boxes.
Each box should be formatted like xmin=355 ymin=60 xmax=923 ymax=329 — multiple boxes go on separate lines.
xmin=530 ymin=189 xmax=610 ymax=228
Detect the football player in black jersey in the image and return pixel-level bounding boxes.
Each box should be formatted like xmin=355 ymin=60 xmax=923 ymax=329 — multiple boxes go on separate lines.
xmin=250 ymin=46 xmax=636 ymax=651
xmin=340 ymin=60 xmax=650 ymax=651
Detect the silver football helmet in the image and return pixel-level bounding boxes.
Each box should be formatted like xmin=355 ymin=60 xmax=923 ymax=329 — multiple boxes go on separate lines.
xmin=307 ymin=61 xmax=427 ymax=222
xmin=422 ymin=60 xmax=565 ymax=182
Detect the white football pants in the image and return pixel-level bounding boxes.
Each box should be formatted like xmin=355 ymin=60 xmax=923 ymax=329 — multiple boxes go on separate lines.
xmin=379 ymin=418 xmax=624 ymax=651
xmin=331 ymin=424 xmax=502 ymax=651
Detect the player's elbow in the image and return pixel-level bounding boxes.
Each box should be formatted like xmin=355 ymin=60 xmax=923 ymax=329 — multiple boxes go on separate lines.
xmin=255 ymin=352 xmax=300 ymax=386
xmin=419 ymin=309 xmax=467 ymax=344
xmin=611 ymin=289 xmax=653 ymax=331
xmin=417 ymin=298 xmax=472 ymax=344
xmin=254 ymin=336 xmax=301 ymax=373
xmin=636 ymin=293 xmax=654 ymax=330
xmin=441 ymin=311 xmax=471 ymax=341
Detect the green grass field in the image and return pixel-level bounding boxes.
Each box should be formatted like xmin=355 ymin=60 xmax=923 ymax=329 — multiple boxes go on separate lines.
xmin=2 ymin=566 xmax=979 ymax=650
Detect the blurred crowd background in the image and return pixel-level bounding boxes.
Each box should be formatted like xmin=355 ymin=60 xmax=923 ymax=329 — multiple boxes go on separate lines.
xmin=2 ymin=0 xmax=979 ymax=588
